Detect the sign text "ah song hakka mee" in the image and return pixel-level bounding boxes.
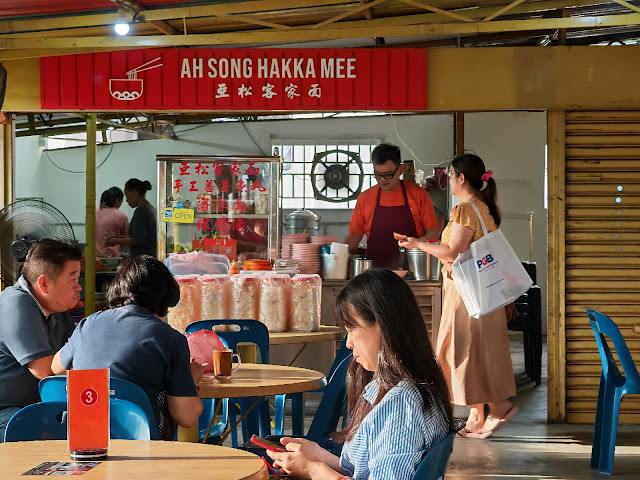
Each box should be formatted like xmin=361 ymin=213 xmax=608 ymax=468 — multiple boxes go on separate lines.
xmin=181 ymin=57 xmax=357 ymax=80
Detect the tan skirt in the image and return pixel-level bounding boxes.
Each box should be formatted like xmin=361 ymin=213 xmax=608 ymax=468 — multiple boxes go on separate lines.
xmin=436 ymin=274 xmax=517 ymax=405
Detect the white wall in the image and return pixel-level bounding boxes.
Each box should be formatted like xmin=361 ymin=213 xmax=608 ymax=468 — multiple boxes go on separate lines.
xmin=465 ymin=112 xmax=548 ymax=327
xmin=14 ymin=112 xmax=547 ymax=326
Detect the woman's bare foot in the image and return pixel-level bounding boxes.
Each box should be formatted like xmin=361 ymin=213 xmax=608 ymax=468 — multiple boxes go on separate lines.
xmin=464 ymin=404 xmax=486 ymax=433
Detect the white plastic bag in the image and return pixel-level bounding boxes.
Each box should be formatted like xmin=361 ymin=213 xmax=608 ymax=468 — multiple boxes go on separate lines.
xmin=452 ymin=203 xmax=532 ymax=319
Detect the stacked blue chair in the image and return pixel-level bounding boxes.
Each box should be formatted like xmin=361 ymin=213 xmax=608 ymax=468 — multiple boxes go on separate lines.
xmin=274 ymin=334 xmax=350 ymax=436
xmin=586 ymin=309 xmax=640 ymax=475
xmin=39 ymin=375 xmax=160 ymax=440
xmin=4 ymin=399 xmax=151 ymax=442
xmin=186 ymin=319 xmax=271 ymax=446
xmin=243 ymin=354 xmax=351 ymax=461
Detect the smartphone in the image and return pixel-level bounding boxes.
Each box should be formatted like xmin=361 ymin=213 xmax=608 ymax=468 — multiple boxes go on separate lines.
xmin=250 ymin=434 xmax=285 ymax=452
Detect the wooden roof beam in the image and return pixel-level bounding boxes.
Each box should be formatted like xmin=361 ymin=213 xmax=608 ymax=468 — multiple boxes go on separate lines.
xmin=2 ymin=13 xmax=640 ymax=49
xmin=399 ymin=0 xmax=475 ymax=23
xmin=0 ymin=0 xmax=354 ymax=34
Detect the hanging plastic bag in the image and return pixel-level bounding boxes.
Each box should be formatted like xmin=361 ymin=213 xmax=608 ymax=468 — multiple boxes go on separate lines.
xmin=186 ymin=329 xmax=227 ymax=373
xmin=452 ymin=202 xmax=532 ymax=319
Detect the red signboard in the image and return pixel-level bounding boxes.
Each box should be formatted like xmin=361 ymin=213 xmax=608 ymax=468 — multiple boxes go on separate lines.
xmin=40 ymin=48 xmax=427 ymax=111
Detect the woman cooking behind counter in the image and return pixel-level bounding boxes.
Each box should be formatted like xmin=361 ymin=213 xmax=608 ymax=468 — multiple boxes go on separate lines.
xmin=105 ymin=178 xmax=157 ymax=258
xmin=395 ymin=154 xmax=518 ymax=438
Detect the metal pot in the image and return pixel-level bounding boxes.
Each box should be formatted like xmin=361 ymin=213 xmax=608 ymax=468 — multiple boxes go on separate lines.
xmin=350 ymin=258 xmax=373 ymax=278
xmin=407 ymin=249 xmax=431 ymax=281
xmin=286 ymin=209 xmax=319 ymax=234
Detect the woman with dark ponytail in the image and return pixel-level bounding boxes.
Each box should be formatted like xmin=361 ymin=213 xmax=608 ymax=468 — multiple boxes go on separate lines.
xmin=105 ymin=178 xmax=157 ymax=258
xmin=395 ymin=154 xmax=518 ymax=438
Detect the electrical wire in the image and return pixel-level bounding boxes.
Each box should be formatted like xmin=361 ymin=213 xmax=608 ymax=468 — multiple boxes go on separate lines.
xmin=43 ymin=136 xmax=114 ymax=174
xmin=174 ymin=123 xmax=211 ymax=134
xmin=389 ymin=113 xmax=444 ymax=167
xmin=242 ymin=122 xmax=267 ymax=155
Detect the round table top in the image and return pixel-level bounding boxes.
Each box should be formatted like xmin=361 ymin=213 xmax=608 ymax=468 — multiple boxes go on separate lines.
xmin=198 ymin=363 xmax=327 ymax=399
xmin=269 ymin=325 xmax=344 ymax=345
xmin=0 ymin=440 xmax=267 ymax=480
xmin=634 ymin=322 xmax=640 ymax=334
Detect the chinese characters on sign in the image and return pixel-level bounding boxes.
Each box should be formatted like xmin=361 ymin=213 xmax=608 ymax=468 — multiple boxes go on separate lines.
xmin=173 ymin=162 xmax=265 ymax=233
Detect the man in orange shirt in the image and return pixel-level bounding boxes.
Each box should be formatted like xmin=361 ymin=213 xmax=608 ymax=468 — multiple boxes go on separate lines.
xmin=344 ymin=143 xmax=440 ymax=269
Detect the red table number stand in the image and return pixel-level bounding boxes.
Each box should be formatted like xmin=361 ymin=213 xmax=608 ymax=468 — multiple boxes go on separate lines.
xmin=67 ymin=368 xmax=110 ymax=460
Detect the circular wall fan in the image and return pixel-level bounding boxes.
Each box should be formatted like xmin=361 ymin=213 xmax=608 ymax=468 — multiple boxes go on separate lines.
xmin=310 ymin=149 xmax=364 ymax=203
xmin=0 ymin=199 xmax=76 ymax=285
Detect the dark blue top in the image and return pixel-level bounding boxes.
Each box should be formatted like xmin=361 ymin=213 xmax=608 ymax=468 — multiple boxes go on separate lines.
xmin=58 ymin=305 xmax=197 ymax=437
xmin=0 ymin=276 xmax=75 ymax=409
xmin=129 ymin=203 xmax=157 ymax=258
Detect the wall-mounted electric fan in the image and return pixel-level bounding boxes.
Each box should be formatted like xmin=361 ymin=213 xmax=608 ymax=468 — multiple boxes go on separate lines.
xmin=310 ymin=149 xmax=364 ymax=203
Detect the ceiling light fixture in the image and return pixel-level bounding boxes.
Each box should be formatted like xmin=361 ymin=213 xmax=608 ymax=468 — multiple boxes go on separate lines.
xmin=114 ymin=8 xmax=130 ymax=36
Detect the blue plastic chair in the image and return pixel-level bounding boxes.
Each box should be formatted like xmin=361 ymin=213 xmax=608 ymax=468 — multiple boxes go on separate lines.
xmin=39 ymin=375 xmax=160 ymax=440
xmin=586 ymin=309 xmax=640 ymax=475
xmin=247 ymin=354 xmax=351 ymax=458
xmin=186 ymin=319 xmax=271 ymax=446
xmin=274 ymin=334 xmax=350 ymax=437
xmin=411 ymin=431 xmax=457 ymax=480
xmin=4 ymin=399 xmax=151 ymax=442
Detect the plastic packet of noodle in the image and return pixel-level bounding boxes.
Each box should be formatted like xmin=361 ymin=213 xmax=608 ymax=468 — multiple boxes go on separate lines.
xmin=167 ymin=275 xmax=201 ymax=333
xmin=290 ymin=274 xmax=321 ymax=332
xmin=230 ymin=274 xmax=259 ymax=320
xmin=259 ymin=274 xmax=291 ymax=332
xmin=200 ymin=274 xmax=230 ymax=320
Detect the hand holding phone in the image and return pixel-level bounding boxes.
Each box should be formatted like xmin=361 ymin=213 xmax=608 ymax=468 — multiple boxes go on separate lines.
xmin=250 ymin=434 xmax=285 ymax=452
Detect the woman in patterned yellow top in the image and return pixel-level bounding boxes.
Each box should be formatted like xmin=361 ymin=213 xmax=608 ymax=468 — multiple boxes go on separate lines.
xmin=395 ymin=153 xmax=518 ymax=438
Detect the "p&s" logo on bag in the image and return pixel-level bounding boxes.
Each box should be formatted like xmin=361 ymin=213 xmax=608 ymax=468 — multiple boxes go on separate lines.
xmin=476 ymin=254 xmax=495 ymax=270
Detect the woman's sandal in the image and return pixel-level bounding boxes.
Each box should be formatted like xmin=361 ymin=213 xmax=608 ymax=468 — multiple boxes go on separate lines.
xmin=478 ymin=405 xmax=520 ymax=436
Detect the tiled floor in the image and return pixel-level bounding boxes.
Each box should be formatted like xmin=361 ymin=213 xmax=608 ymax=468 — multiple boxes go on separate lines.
xmin=446 ymin=333 xmax=640 ymax=479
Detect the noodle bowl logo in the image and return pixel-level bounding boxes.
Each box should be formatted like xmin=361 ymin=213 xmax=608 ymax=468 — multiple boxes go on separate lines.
xmin=109 ymin=57 xmax=163 ymax=101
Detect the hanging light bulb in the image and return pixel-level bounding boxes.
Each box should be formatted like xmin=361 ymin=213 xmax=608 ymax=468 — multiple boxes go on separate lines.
xmin=114 ymin=9 xmax=130 ymax=36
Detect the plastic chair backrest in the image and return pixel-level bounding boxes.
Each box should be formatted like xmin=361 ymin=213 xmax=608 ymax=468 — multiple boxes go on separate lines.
xmin=5 ymin=399 xmax=151 ymax=441
xmin=306 ymin=354 xmax=351 ymax=444
xmin=186 ymin=319 xmax=269 ymax=363
xmin=586 ymin=309 xmax=640 ymax=389
xmin=39 ymin=375 xmax=159 ymax=440
xmin=4 ymin=401 xmax=67 ymax=442
xmin=411 ymin=431 xmax=456 ymax=480
xmin=110 ymin=398 xmax=151 ymax=440
xmin=327 ymin=335 xmax=350 ymax=380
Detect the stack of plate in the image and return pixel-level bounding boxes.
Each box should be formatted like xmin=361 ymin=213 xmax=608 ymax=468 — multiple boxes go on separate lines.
xmin=310 ymin=235 xmax=340 ymax=245
xmin=290 ymin=243 xmax=322 ymax=274
xmin=281 ymin=233 xmax=309 ymax=259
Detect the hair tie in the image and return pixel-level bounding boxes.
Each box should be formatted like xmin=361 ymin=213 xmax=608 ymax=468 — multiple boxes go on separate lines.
xmin=481 ymin=170 xmax=493 ymax=182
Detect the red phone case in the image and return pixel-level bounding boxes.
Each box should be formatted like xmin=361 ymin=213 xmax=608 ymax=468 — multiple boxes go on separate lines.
xmin=251 ymin=434 xmax=285 ymax=452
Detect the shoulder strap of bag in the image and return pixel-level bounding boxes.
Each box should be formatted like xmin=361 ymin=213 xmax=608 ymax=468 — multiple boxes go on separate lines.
xmin=459 ymin=201 xmax=489 ymax=237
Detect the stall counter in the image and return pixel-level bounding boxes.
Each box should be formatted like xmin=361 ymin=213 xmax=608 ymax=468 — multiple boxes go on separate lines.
xmin=321 ymin=279 xmax=442 ymax=345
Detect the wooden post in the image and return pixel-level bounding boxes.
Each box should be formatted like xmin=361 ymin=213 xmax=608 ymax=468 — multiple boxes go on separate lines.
xmin=84 ymin=114 xmax=96 ymax=316
xmin=547 ymin=110 xmax=566 ymax=422
xmin=0 ymin=114 xmax=14 ymax=291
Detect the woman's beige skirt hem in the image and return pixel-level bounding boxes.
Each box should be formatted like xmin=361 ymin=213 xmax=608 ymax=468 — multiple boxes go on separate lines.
xmin=436 ymin=275 xmax=517 ymax=405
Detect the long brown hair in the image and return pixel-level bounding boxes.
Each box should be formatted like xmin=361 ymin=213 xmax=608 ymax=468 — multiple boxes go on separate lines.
xmin=332 ymin=269 xmax=453 ymax=442
xmin=451 ymin=153 xmax=501 ymax=227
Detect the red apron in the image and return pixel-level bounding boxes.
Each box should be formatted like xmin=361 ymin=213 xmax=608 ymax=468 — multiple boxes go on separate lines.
xmin=366 ymin=181 xmax=418 ymax=269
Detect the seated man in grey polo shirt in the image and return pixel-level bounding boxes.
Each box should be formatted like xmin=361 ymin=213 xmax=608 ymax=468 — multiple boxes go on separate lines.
xmin=0 ymin=239 xmax=82 ymax=440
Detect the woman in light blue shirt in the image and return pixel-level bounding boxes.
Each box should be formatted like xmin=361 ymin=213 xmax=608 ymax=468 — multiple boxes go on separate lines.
xmin=268 ymin=268 xmax=453 ymax=480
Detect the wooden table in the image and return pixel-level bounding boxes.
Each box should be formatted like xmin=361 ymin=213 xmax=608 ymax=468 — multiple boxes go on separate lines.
xmin=269 ymin=325 xmax=344 ymax=345
xmin=0 ymin=440 xmax=267 ymax=480
xmin=634 ymin=322 xmax=640 ymax=334
xmin=198 ymin=363 xmax=326 ymax=399
xmin=270 ymin=325 xmax=345 ymax=367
